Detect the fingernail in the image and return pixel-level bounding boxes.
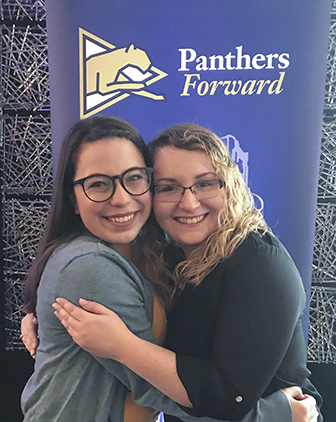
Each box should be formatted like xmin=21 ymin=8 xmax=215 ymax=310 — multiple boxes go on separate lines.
xmin=80 ymin=298 xmax=88 ymax=305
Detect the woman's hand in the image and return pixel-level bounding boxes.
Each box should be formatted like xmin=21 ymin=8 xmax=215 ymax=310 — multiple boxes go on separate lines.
xmin=282 ymin=386 xmax=318 ymax=422
xmin=20 ymin=313 xmax=39 ymax=358
xmin=53 ymin=298 xmax=192 ymax=408
xmin=52 ymin=298 xmax=133 ymax=359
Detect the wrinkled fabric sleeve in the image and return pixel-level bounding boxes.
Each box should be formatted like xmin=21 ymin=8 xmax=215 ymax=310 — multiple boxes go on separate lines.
xmin=55 ymin=250 xmax=294 ymax=422
xmin=175 ymin=242 xmax=307 ymax=420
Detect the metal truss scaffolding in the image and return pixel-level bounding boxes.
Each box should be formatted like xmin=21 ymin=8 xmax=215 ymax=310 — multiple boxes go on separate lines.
xmin=0 ymin=0 xmax=51 ymax=349
xmin=307 ymin=1 xmax=336 ymax=364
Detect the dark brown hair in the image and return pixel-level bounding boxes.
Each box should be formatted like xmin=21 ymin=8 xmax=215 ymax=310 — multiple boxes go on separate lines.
xmin=23 ymin=116 xmax=153 ymax=313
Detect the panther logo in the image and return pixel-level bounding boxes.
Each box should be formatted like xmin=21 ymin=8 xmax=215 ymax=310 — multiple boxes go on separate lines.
xmin=79 ymin=28 xmax=167 ymax=118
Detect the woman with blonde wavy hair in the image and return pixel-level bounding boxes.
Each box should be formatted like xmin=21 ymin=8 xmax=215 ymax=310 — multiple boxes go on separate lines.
xmin=145 ymin=123 xmax=269 ymax=288
xmin=22 ymin=122 xmax=322 ymax=422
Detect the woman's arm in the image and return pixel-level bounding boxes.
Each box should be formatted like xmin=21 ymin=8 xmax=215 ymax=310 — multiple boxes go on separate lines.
xmin=55 ymin=251 xmax=191 ymax=407
xmin=55 ymin=243 xmax=311 ymax=420
xmin=22 ymin=249 xmax=319 ymax=422
xmin=21 ymin=307 xmax=321 ymax=422
xmin=54 ymin=296 xmax=188 ymax=402
xmin=53 ymin=299 xmax=320 ymax=422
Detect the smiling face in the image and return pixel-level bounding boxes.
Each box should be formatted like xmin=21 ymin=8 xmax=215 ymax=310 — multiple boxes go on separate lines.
xmin=73 ymin=137 xmax=152 ymax=257
xmin=153 ymin=146 xmax=226 ymax=257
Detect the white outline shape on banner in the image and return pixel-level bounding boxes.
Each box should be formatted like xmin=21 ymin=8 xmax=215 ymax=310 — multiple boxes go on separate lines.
xmin=79 ymin=28 xmax=168 ymax=119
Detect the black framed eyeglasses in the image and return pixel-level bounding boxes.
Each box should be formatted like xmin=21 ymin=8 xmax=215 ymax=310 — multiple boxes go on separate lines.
xmin=73 ymin=167 xmax=153 ymax=203
xmin=153 ymin=179 xmax=225 ymax=203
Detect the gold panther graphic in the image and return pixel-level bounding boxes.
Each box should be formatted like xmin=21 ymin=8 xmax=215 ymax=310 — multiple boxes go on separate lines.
xmin=79 ymin=28 xmax=167 ymax=118
xmin=87 ymin=44 xmax=163 ymax=99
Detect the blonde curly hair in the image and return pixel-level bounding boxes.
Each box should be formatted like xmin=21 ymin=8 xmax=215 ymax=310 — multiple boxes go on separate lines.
xmin=146 ymin=123 xmax=269 ymax=288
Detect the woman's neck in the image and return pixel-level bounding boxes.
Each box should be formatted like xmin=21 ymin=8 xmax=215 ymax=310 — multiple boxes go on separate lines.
xmin=113 ymin=243 xmax=133 ymax=260
xmin=181 ymin=244 xmax=203 ymax=260
xmin=114 ymin=241 xmax=141 ymax=268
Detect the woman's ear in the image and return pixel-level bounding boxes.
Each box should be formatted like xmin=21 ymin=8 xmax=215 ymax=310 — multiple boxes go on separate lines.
xmin=70 ymin=192 xmax=79 ymax=214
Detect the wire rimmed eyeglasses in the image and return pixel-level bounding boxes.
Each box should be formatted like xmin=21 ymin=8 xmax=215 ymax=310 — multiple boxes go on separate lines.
xmin=153 ymin=179 xmax=225 ymax=203
xmin=73 ymin=167 xmax=153 ymax=203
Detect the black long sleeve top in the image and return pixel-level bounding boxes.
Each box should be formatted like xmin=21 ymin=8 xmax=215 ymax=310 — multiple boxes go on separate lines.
xmin=164 ymin=232 xmax=323 ymax=421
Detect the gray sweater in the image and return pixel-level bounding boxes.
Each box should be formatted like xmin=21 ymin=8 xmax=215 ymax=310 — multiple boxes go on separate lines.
xmin=21 ymin=234 xmax=292 ymax=422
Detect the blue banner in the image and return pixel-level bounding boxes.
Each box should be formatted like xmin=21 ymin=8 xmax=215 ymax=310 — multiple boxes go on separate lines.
xmin=45 ymin=0 xmax=331 ymax=335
